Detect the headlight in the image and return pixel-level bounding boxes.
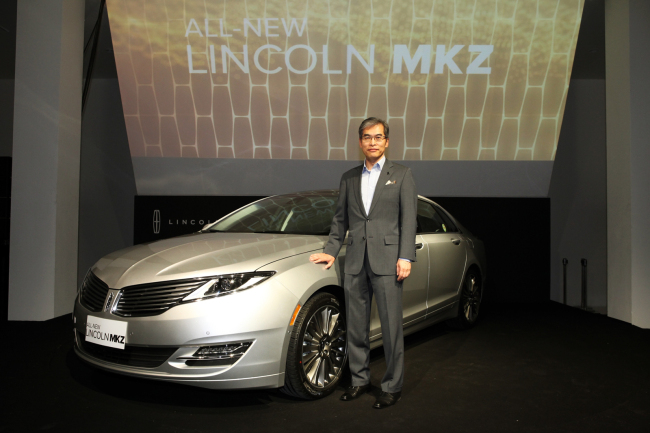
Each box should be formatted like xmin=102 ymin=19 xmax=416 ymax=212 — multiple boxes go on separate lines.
xmin=182 ymin=272 xmax=275 ymax=302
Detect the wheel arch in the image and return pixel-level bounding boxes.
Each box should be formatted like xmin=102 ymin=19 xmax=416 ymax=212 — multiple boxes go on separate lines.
xmin=465 ymin=263 xmax=485 ymax=299
xmin=311 ymin=284 xmax=345 ymax=307
xmin=466 ymin=263 xmax=483 ymax=280
xmin=276 ymin=282 xmax=345 ymax=385
xmin=280 ymin=287 xmax=348 ymax=399
xmin=447 ymin=263 xmax=484 ymax=330
xmin=466 ymin=258 xmax=484 ymax=283
xmin=464 ymin=263 xmax=484 ymax=298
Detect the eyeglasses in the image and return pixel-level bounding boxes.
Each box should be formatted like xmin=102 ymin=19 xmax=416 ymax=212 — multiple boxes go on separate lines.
xmin=361 ymin=135 xmax=387 ymax=144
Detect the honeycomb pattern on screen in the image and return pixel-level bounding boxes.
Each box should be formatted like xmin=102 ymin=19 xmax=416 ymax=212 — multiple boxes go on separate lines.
xmin=106 ymin=0 xmax=583 ymax=160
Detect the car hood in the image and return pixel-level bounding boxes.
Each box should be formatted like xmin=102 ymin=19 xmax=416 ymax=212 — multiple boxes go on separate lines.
xmin=92 ymin=232 xmax=327 ymax=289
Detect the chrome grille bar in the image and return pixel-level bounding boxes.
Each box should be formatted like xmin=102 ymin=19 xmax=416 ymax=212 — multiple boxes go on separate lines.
xmin=79 ymin=272 xmax=110 ymax=312
xmin=118 ymin=288 xmax=196 ymax=300
xmin=119 ymin=281 xmax=199 ymax=294
xmin=113 ymin=279 xmax=207 ymax=317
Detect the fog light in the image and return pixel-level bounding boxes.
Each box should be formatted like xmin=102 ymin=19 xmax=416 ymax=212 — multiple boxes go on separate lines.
xmin=194 ymin=342 xmax=251 ymax=357
xmin=178 ymin=341 xmax=253 ymax=367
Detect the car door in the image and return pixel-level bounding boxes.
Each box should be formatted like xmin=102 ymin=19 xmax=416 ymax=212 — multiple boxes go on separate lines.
xmin=416 ymin=201 xmax=467 ymax=313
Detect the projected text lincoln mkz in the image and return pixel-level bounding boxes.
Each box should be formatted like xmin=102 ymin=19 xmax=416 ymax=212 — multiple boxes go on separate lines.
xmin=73 ymin=190 xmax=486 ymax=399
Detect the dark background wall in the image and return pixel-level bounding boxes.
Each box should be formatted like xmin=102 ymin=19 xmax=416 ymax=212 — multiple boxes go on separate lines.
xmin=0 ymin=81 xmax=13 ymax=157
xmin=0 ymin=158 xmax=10 ymax=321
xmin=0 ymin=0 xmax=16 ymax=158
xmin=433 ymin=197 xmax=550 ymax=304
xmin=0 ymin=0 xmax=16 ymax=321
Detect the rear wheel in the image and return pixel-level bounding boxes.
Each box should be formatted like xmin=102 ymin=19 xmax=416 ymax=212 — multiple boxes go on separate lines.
xmin=447 ymin=269 xmax=482 ymax=330
xmin=280 ymin=292 xmax=348 ymax=399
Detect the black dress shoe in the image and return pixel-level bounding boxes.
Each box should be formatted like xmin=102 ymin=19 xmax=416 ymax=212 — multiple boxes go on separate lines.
xmin=340 ymin=384 xmax=371 ymax=401
xmin=373 ymin=391 xmax=401 ymax=409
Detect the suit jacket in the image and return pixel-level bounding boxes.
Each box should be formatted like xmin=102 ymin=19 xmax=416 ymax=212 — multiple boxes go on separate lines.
xmin=323 ymin=159 xmax=418 ymax=276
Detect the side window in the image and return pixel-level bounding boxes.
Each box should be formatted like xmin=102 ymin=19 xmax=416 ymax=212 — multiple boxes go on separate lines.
xmin=433 ymin=205 xmax=459 ymax=233
xmin=417 ymin=200 xmax=445 ymax=233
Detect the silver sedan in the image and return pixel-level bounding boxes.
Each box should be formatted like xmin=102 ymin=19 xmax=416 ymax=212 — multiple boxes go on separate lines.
xmin=73 ymin=190 xmax=486 ymax=399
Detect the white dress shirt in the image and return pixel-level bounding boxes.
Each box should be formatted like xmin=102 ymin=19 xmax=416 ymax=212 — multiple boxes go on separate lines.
xmin=361 ymin=156 xmax=385 ymax=216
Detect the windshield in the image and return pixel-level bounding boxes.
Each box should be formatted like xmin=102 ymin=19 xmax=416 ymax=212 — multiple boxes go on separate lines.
xmin=208 ymin=191 xmax=338 ymax=235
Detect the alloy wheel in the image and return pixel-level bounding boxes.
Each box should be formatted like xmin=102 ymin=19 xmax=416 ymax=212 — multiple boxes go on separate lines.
xmin=462 ymin=274 xmax=481 ymax=324
xmin=301 ymin=305 xmax=347 ymax=388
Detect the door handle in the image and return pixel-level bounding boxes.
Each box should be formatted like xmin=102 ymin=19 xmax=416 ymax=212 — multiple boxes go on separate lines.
xmin=451 ymin=238 xmax=461 ymax=245
xmin=415 ymin=243 xmax=424 ymax=250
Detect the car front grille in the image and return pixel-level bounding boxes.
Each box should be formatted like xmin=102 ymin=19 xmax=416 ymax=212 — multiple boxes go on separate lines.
xmin=113 ymin=279 xmax=207 ymax=317
xmin=79 ymin=271 xmax=110 ymax=312
xmin=77 ymin=332 xmax=178 ymax=368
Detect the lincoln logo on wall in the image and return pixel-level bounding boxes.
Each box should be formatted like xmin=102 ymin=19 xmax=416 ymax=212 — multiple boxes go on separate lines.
xmin=153 ymin=209 xmax=213 ymax=235
xmin=135 ymin=196 xmax=265 ymax=245
xmin=153 ymin=209 xmax=161 ymax=234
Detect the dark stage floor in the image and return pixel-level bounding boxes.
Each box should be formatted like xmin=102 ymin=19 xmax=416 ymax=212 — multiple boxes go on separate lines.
xmin=2 ymin=302 xmax=649 ymax=433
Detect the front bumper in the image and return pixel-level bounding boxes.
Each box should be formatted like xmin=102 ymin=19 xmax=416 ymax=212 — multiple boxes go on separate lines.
xmin=73 ymin=278 xmax=298 ymax=390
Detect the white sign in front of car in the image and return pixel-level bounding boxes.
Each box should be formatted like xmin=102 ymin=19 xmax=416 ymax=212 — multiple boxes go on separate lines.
xmin=85 ymin=316 xmax=128 ymax=350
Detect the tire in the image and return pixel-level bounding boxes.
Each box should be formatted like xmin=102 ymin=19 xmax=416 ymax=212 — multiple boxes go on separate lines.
xmin=280 ymin=292 xmax=348 ymax=399
xmin=447 ymin=269 xmax=482 ymax=330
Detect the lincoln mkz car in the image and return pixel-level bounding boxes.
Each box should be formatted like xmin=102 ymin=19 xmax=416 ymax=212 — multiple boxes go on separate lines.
xmin=73 ymin=190 xmax=486 ymax=399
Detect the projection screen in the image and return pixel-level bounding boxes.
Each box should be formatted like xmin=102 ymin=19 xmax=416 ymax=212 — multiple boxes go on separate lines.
xmin=106 ymin=0 xmax=583 ymax=196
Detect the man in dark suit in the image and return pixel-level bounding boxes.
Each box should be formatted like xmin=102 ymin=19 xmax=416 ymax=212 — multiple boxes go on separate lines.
xmin=310 ymin=117 xmax=418 ymax=409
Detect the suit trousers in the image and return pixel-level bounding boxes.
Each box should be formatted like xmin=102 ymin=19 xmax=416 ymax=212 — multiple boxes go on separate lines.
xmin=344 ymin=247 xmax=404 ymax=393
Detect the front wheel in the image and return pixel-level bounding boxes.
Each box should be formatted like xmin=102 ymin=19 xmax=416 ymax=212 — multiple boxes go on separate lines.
xmin=447 ymin=269 xmax=482 ymax=330
xmin=280 ymin=292 xmax=348 ymax=399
